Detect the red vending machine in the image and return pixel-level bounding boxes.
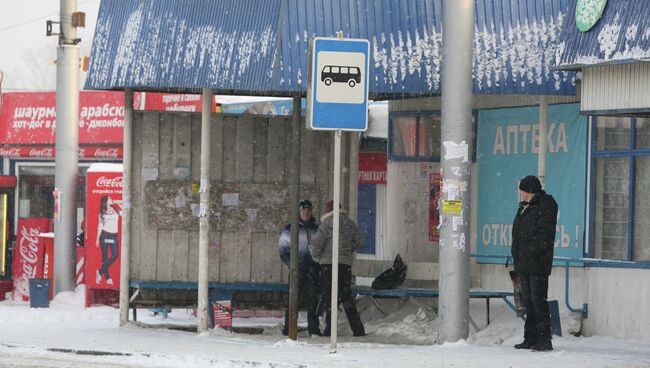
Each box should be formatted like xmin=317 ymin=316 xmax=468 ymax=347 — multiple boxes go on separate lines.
xmin=85 ymin=163 xmax=122 ymax=307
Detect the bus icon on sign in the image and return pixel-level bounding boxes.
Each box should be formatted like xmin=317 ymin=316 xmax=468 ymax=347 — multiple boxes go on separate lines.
xmin=321 ymin=65 xmax=361 ymax=87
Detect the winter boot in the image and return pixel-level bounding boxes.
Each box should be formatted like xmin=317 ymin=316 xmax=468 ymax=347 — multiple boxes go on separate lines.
xmin=514 ymin=339 xmax=535 ymax=349
xmin=531 ymin=340 xmax=553 ymax=351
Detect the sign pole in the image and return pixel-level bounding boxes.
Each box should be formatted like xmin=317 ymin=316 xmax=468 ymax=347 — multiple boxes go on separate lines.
xmin=330 ymin=129 xmax=342 ymax=353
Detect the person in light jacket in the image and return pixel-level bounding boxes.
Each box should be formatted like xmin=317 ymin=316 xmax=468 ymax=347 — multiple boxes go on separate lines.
xmin=278 ymin=199 xmax=321 ymax=336
xmin=309 ymin=200 xmax=365 ymax=337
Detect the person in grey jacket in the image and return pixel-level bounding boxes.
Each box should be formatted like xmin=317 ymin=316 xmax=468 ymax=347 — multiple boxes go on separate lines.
xmin=309 ymin=200 xmax=365 ymax=337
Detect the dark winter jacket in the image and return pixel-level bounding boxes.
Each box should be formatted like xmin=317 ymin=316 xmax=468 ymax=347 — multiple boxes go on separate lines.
xmin=278 ymin=216 xmax=319 ymax=272
xmin=309 ymin=211 xmax=363 ymax=266
xmin=511 ymin=190 xmax=558 ymax=275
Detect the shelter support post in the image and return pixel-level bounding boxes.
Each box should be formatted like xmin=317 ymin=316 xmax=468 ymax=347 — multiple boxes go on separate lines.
xmin=119 ymin=89 xmax=134 ymax=326
xmin=288 ymin=95 xmax=302 ymax=340
xmin=538 ymin=95 xmax=548 ymax=187
xmin=197 ymin=89 xmax=213 ymax=333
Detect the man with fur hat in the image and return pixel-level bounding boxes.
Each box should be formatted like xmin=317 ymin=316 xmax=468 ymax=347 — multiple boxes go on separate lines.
xmin=512 ymin=175 xmax=558 ymax=351
xmin=309 ymin=200 xmax=366 ymax=337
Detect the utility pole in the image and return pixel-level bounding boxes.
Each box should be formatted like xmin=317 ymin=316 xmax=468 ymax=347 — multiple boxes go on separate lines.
xmin=439 ymin=0 xmax=474 ymax=342
xmin=52 ymin=0 xmax=84 ymax=295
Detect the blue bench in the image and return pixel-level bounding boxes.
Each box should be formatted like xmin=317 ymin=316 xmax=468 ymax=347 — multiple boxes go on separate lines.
xmin=128 ymin=280 xmax=289 ymax=321
xmin=351 ymin=259 xmax=515 ymax=328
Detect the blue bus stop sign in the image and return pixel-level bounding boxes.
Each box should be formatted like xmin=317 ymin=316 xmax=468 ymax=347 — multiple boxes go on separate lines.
xmin=306 ymin=37 xmax=370 ymax=131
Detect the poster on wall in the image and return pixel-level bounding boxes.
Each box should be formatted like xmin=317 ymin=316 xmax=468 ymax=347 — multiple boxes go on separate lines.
xmin=85 ymin=165 xmax=123 ymax=289
xmin=476 ymin=103 xmax=588 ymax=264
xmin=428 ymin=173 xmax=442 ymax=242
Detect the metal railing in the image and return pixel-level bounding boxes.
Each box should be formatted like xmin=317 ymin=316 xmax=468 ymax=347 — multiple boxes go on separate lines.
xmin=471 ymin=253 xmax=592 ymax=318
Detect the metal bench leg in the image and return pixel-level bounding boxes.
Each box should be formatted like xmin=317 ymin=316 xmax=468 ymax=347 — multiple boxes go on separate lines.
xmin=132 ymin=307 xmax=137 ymax=321
xmin=486 ymin=297 xmax=490 ymax=326
xmin=469 ymin=314 xmax=480 ymax=332
xmin=368 ymin=296 xmax=389 ymax=317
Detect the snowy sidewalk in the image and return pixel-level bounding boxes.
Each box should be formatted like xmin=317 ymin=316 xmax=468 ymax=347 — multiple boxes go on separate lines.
xmin=1 ymin=290 xmax=649 ymax=368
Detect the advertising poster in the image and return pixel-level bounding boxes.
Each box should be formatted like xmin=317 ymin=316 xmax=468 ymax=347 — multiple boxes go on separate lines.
xmin=476 ymin=103 xmax=588 ymax=263
xmin=12 ymin=218 xmax=51 ymax=301
xmin=85 ymin=166 xmax=123 ymax=289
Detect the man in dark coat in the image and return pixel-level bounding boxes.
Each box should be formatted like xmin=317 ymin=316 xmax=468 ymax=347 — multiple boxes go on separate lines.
xmin=309 ymin=200 xmax=365 ymax=337
xmin=511 ymin=175 xmax=558 ymax=351
xmin=278 ymin=199 xmax=321 ymax=336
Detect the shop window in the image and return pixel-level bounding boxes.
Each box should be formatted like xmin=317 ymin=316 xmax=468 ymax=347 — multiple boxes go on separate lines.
xmin=17 ymin=165 xmax=88 ymax=222
xmin=389 ymin=112 xmax=475 ymax=161
xmin=591 ymin=116 xmax=650 ymax=262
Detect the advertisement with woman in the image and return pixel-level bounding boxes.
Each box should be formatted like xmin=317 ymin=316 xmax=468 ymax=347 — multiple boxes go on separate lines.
xmin=85 ymin=164 xmax=122 ymax=290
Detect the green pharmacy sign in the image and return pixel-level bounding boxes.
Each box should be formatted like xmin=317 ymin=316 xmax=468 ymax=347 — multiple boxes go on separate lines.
xmin=576 ymin=0 xmax=608 ymax=32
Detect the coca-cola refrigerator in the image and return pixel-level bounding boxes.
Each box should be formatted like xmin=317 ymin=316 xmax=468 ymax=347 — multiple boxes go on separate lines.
xmin=85 ymin=164 xmax=122 ymax=306
xmin=11 ymin=218 xmax=51 ymax=301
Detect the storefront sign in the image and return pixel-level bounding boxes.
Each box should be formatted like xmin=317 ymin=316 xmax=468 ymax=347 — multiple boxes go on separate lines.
xmin=86 ymin=167 xmax=123 ymax=289
xmin=12 ymin=218 xmax=51 ymax=301
xmin=145 ymin=92 xmax=205 ymax=112
xmin=0 ymin=91 xmax=132 ymax=145
xmin=358 ymin=152 xmax=387 ymax=184
xmin=476 ymin=104 xmax=588 ymax=264
xmin=576 ymin=0 xmax=608 ymax=32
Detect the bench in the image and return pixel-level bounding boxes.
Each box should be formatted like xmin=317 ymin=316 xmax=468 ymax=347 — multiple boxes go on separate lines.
xmin=351 ymin=259 xmax=514 ymax=329
xmin=128 ymin=280 xmax=289 ymax=321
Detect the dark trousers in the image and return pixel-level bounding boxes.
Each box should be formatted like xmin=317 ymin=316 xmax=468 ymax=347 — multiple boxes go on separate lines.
xmin=520 ymin=272 xmax=551 ymax=343
xmin=99 ymin=231 xmax=119 ymax=280
xmin=283 ymin=266 xmax=321 ymax=335
xmin=321 ymin=264 xmax=365 ymax=336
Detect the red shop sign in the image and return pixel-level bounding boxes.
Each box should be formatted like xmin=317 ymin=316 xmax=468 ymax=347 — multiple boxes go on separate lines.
xmin=358 ymin=152 xmax=387 ymax=184
xmin=145 ymin=92 xmax=204 ymax=112
xmin=0 ymin=91 xmax=133 ymax=145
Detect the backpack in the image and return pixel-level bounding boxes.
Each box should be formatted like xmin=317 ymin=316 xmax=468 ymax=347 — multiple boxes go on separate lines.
xmin=371 ymin=254 xmax=408 ymax=290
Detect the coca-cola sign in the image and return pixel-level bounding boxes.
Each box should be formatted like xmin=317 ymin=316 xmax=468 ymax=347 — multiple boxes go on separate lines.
xmin=96 ymin=176 xmax=123 ymax=188
xmin=94 ymin=148 xmax=120 ymax=159
xmin=0 ymin=147 xmax=21 ymax=158
xmin=29 ymin=147 xmax=54 ymax=158
xmin=12 ymin=218 xmax=50 ymax=302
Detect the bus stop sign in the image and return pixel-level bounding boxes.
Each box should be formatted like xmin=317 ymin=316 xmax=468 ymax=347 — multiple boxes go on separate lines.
xmin=306 ymin=37 xmax=370 ymax=131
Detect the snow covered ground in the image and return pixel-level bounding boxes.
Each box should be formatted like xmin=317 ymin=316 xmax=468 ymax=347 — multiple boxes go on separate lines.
xmin=0 ymin=288 xmax=649 ymax=368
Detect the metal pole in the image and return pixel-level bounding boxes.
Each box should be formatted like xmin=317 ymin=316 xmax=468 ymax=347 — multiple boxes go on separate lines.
xmin=53 ymin=0 xmax=79 ymax=295
xmin=348 ymin=132 xmax=359 ymax=222
xmin=538 ymin=96 xmax=548 ymax=188
xmin=118 ymin=89 xmax=133 ymax=326
xmin=439 ymin=0 xmax=473 ymax=342
xmin=197 ymin=88 xmax=213 ymax=333
xmin=288 ymin=95 xmax=301 ymax=340
xmin=330 ymin=129 xmax=342 ymax=353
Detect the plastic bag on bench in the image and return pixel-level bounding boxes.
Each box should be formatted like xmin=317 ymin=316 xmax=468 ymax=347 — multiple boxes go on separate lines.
xmin=371 ymin=254 xmax=407 ymax=290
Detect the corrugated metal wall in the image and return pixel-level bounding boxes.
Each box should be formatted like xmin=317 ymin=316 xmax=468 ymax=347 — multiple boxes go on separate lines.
xmin=582 ymin=63 xmax=650 ymax=113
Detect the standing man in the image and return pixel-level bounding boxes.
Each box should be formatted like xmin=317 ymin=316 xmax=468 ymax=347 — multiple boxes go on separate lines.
xmin=278 ymin=199 xmax=321 ymax=336
xmin=512 ymin=175 xmax=558 ymax=351
xmin=309 ymin=200 xmax=365 ymax=337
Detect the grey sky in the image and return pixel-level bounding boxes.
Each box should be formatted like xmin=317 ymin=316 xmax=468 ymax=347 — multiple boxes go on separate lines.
xmin=0 ymin=0 xmax=100 ymax=91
